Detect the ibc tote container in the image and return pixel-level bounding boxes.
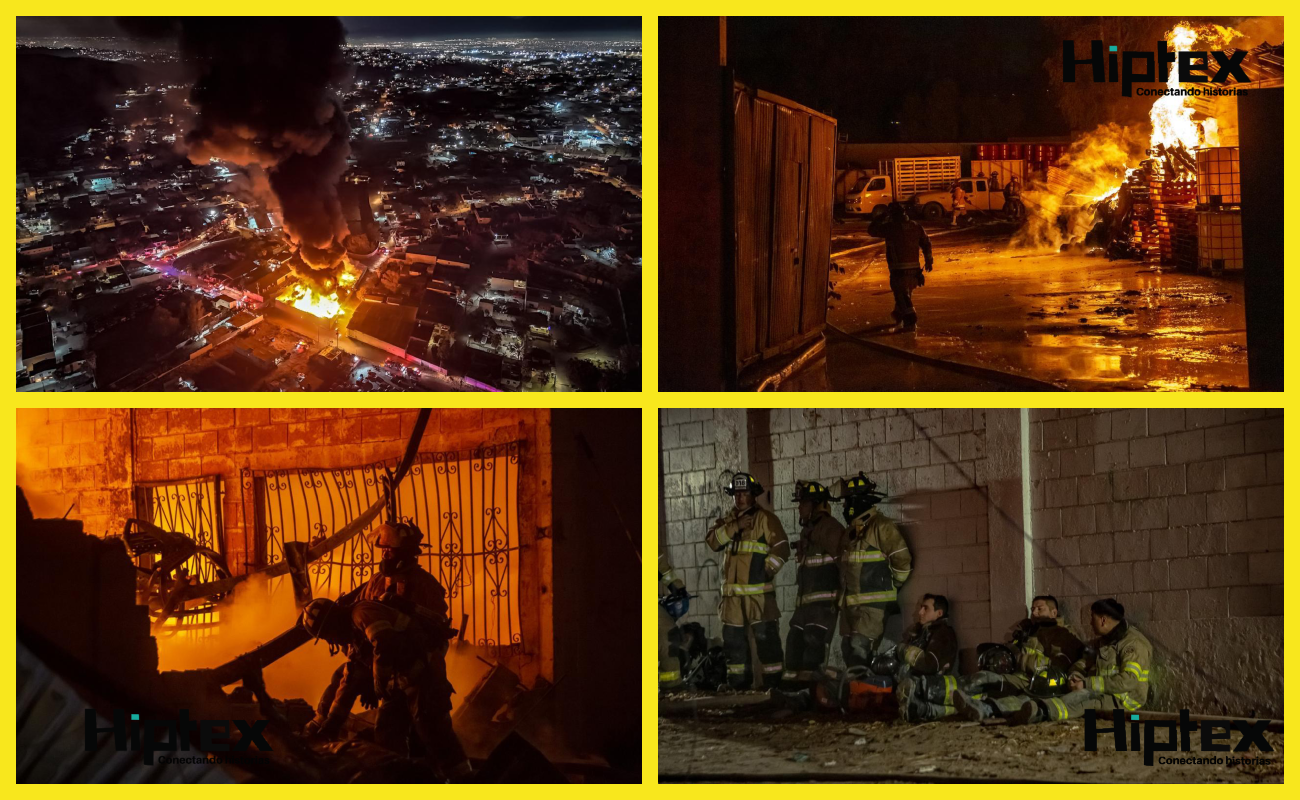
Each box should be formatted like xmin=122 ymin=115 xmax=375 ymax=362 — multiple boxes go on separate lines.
xmin=1197 ymin=210 xmax=1243 ymax=272
xmin=1196 ymin=146 xmax=1241 ymax=207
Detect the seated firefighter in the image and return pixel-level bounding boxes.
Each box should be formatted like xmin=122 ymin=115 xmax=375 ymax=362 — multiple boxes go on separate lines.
xmin=706 ymin=472 xmax=790 ymax=690
xmin=836 ymin=473 xmax=911 ymax=670
xmin=781 ymin=480 xmax=845 ymax=689
xmin=949 ymin=594 xmax=1086 ymax=720
xmin=892 ymin=594 xmax=959 ymax=722
xmin=957 ymin=598 xmax=1151 ymax=726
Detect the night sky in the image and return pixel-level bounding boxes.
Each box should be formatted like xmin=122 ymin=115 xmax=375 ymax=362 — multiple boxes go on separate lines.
xmin=17 ymin=16 xmax=640 ymax=41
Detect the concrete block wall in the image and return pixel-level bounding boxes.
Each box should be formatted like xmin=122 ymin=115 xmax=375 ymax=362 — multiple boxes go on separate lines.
xmin=661 ymin=408 xmax=996 ymax=664
xmin=1029 ymin=408 xmax=1284 ymax=717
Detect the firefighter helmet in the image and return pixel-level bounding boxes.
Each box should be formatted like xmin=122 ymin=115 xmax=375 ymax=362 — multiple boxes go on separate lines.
xmin=370 ymin=520 xmax=424 ymax=551
xmin=1029 ymin=665 xmax=1070 ymax=697
xmin=835 ymin=472 xmax=885 ymax=523
xmin=301 ymin=597 xmax=346 ymax=644
xmin=792 ymin=480 xmax=831 ymax=504
xmin=724 ymin=472 xmax=764 ymax=498
xmin=977 ymin=643 xmax=1017 ymax=675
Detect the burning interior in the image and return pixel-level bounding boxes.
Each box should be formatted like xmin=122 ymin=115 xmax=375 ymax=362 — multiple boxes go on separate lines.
xmin=16 ymin=408 xmax=639 ymax=782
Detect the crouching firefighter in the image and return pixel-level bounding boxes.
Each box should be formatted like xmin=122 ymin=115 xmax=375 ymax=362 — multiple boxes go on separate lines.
xmin=959 ymin=598 xmax=1150 ymax=726
xmin=952 ymin=594 xmax=1086 ymax=722
xmin=836 ymin=473 xmax=911 ymax=669
xmin=894 ymin=593 xmax=960 ymax=721
xmin=706 ymin=472 xmax=790 ymax=689
xmin=361 ymin=520 xmax=472 ymax=780
xmin=300 ymin=597 xmax=378 ymax=741
xmin=659 ymin=551 xmax=690 ymax=691
xmin=781 ymin=480 xmax=845 ymax=689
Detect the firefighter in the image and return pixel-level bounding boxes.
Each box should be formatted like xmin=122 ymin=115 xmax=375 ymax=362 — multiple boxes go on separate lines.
xmin=836 ymin=472 xmax=911 ymax=670
xmin=866 ymin=202 xmax=933 ymax=332
xmin=895 ymin=593 xmax=960 ymax=722
xmin=952 ymin=594 xmax=1085 ymax=720
xmin=781 ymin=480 xmax=845 ymax=689
xmin=361 ymin=521 xmax=471 ymax=779
xmin=959 ymin=598 xmax=1151 ymax=725
xmin=705 ymin=472 xmax=790 ymax=689
xmin=659 ymin=551 xmax=689 ymax=690
xmin=300 ymin=597 xmax=378 ymax=741
xmin=1003 ymin=176 xmax=1022 ymax=220
xmin=950 ymin=181 xmax=969 ymax=227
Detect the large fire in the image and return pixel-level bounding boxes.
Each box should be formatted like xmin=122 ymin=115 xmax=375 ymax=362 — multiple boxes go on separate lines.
xmin=1017 ymin=21 xmax=1243 ymax=251
xmin=279 ymin=282 xmax=342 ymax=319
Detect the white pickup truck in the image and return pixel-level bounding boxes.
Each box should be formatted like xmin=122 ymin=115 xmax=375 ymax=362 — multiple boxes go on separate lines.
xmin=844 ymin=156 xmax=960 ymax=216
xmin=913 ymin=176 xmax=1008 ymax=220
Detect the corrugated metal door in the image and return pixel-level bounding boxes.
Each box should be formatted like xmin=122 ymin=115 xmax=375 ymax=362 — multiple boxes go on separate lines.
xmin=732 ymin=80 xmax=836 ymax=372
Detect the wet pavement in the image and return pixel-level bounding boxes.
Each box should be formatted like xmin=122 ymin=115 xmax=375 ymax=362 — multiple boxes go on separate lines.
xmin=828 ymin=221 xmax=1249 ymax=390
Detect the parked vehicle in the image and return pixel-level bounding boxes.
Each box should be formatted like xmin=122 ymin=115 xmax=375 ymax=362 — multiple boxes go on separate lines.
xmin=844 ymin=156 xmax=961 ymax=216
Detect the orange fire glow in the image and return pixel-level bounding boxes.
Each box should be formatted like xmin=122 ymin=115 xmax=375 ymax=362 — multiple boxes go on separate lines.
xmin=279 ymin=282 xmax=342 ymax=319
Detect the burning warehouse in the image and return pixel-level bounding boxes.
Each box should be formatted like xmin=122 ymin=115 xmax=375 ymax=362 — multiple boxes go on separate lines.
xmin=658 ymin=408 xmax=1284 ymax=782
xmin=17 ymin=408 xmax=639 ymax=782
xmin=660 ymin=17 xmax=1284 ymax=391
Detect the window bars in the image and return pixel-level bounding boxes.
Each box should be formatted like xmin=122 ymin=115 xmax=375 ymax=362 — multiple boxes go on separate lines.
xmin=245 ymin=441 xmax=524 ymax=655
xmin=132 ymin=475 xmax=226 ymax=638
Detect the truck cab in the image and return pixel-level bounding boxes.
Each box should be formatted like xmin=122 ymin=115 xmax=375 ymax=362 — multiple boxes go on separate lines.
xmin=914 ymin=178 xmax=1007 ymax=219
xmin=844 ymin=175 xmax=892 ymax=216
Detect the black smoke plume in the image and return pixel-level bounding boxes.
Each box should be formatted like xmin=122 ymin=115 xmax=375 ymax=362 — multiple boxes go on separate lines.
xmin=122 ymin=17 xmax=353 ymax=283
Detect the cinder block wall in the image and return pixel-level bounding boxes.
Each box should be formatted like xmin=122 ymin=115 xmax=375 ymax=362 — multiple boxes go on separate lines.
xmin=1029 ymin=408 xmax=1284 ymax=717
xmin=661 ymin=408 xmax=995 ymax=666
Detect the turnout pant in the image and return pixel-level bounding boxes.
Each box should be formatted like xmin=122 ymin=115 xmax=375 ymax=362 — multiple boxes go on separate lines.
xmin=782 ymin=604 xmax=836 ymax=685
xmin=996 ymin=688 xmax=1124 ymax=723
xmin=898 ymin=673 xmax=965 ymax=722
xmin=960 ymin=670 xmax=1030 ymax=699
xmin=722 ymin=620 xmax=784 ymax=689
xmin=888 ymin=268 xmax=924 ymax=327
xmin=840 ymin=604 xmax=888 ymax=669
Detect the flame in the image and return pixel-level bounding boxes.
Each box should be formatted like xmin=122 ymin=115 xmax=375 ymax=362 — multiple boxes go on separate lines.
xmin=279 ymin=282 xmax=342 ymax=319
xmin=337 ymin=270 xmax=358 ymax=287
xmin=1148 ymin=24 xmax=1202 ymax=151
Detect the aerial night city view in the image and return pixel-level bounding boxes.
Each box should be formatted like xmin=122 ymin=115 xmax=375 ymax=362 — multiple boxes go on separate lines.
xmin=17 ymin=16 xmax=641 ymax=392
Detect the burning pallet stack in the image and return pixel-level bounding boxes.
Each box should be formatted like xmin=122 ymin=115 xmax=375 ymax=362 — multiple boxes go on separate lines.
xmin=1124 ymin=158 xmax=1198 ymax=269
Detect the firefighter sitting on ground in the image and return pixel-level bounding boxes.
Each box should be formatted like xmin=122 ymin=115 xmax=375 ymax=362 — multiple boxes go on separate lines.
xmin=893 ymin=593 xmax=960 ymax=722
xmin=658 ymin=551 xmax=690 ymax=691
xmin=836 ymin=472 xmax=911 ymax=670
xmin=781 ymin=480 xmax=845 ymax=689
xmin=945 ymin=594 xmax=1085 ymax=722
xmin=955 ymin=597 xmax=1151 ymax=726
xmin=706 ymin=472 xmax=790 ymax=689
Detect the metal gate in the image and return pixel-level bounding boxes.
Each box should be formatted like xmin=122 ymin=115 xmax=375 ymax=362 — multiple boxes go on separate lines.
xmin=732 ymin=79 xmax=836 ymax=372
xmin=133 ymin=475 xmax=226 ymax=638
xmin=246 ymin=442 xmax=524 ymax=655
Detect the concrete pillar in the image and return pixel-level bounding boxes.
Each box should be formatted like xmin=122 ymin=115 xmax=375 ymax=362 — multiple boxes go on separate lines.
xmin=984 ymin=408 xmax=1030 ymax=638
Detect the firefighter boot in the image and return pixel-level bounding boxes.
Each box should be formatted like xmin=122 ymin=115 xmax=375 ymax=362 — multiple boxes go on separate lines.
xmin=752 ymin=620 xmax=785 ymax=689
xmin=721 ymin=624 xmax=752 ymax=690
xmin=1008 ymin=698 xmax=1044 ymax=726
xmin=953 ymin=690 xmax=992 ymax=722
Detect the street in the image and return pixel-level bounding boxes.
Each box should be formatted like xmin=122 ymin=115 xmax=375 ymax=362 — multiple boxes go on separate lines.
xmin=827 ymin=218 xmax=1248 ymax=391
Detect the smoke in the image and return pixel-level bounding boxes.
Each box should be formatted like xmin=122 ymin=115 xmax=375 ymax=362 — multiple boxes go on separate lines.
xmin=1229 ymin=16 xmax=1284 ymax=49
xmin=157 ymin=573 xmax=491 ymax=713
xmin=120 ymin=17 xmax=354 ymax=281
xmin=1012 ymin=123 xmax=1146 ymax=251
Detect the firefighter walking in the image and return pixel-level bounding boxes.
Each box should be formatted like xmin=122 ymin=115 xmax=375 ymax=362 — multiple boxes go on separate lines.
xmin=706 ymin=472 xmax=790 ymax=690
xmin=836 ymin=472 xmax=911 ymax=669
xmin=781 ymin=480 xmax=844 ymax=689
